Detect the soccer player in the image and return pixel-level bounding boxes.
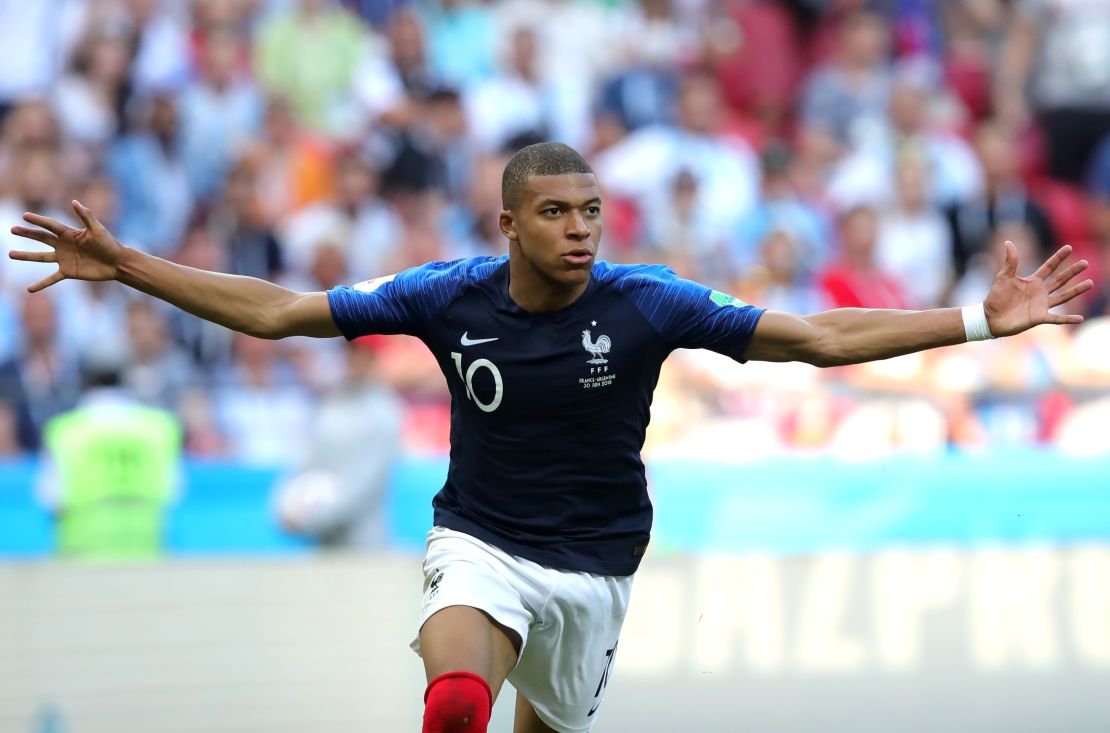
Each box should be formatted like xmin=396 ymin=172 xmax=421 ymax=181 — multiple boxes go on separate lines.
xmin=9 ymin=142 xmax=1092 ymax=733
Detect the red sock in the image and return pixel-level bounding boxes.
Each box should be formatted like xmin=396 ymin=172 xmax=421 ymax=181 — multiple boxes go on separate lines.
xmin=422 ymin=671 xmax=493 ymax=733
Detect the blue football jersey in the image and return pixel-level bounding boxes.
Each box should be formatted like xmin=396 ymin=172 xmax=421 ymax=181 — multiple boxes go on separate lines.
xmin=327 ymin=257 xmax=764 ymax=575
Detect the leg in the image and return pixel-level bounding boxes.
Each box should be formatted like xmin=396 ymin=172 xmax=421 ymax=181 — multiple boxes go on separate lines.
xmin=513 ymin=691 xmax=560 ymax=733
xmin=420 ymin=604 xmax=521 ymax=696
xmin=420 ymin=604 xmax=521 ymax=732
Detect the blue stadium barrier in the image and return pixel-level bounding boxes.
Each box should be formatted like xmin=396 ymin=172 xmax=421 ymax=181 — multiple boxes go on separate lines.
xmin=1 ymin=451 xmax=1108 ymax=557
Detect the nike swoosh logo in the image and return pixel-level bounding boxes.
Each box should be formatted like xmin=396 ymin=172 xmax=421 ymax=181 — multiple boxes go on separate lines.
xmin=460 ymin=332 xmax=499 ymax=346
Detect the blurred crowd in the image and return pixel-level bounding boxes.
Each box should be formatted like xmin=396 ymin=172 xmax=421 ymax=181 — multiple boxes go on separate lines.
xmin=1 ymin=0 xmax=1109 ymax=465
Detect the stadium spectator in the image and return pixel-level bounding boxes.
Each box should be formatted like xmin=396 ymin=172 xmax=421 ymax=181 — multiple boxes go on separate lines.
xmin=732 ymin=140 xmax=833 ymax=277
xmin=737 ymin=228 xmax=828 ymax=315
xmin=641 ymin=168 xmax=731 ymax=289
xmin=67 ymin=279 xmax=132 ymax=376
xmin=826 ymin=60 xmax=983 ymax=209
xmin=0 ymin=144 xmax=69 ymax=298
xmin=253 ymin=0 xmax=371 ymax=136
xmin=0 ymin=400 xmax=20 ymax=457
xmin=595 ymin=0 xmax=699 ymax=133
xmin=124 ymin=0 xmax=191 ymax=96
xmin=946 ymin=119 xmax=1056 ymax=279
xmin=121 ymin=299 xmax=199 ymax=412
xmin=713 ymin=0 xmax=806 ymax=136
xmin=994 ymin=0 xmax=1110 ymax=183
xmin=242 ymin=96 xmax=335 ymax=225
xmin=0 ymin=293 xmax=82 ymax=452
xmin=595 ymin=71 xmax=760 ymax=248
xmin=799 ymin=7 xmax=893 ymax=151
xmin=874 ymin=151 xmax=953 ymax=308
xmin=179 ymin=24 xmax=264 ymax=200
xmin=441 ymin=150 xmax=514 ymax=260
xmin=206 ymin=159 xmax=285 ymax=281
xmin=0 ymin=0 xmax=84 ymax=118
xmin=107 ymin=94 xmax=193 ymax=256
xmin=280 ymin=151 xmax=400 ymax=282
xmin=819 ymin=204 xmax=910 ymax=309
xmin=52 ymin=19 xmax=133 ymax=148
xmin=212 ymin=331 xmax=314 ymax=467
xmin=465 ymin=25 xmax=578 ymax=152
xmin=378 ymin=6 xmax=435 ymax=101
xmin=420 ymin=0 xmax=497 ymax=90
xmin=1082 ymin=135 xmax=1110 ymax=317
xmin=166 ymin=221 xmax=234 ymax=370
xmin=273 ymin=337 xmax=404 ymax=547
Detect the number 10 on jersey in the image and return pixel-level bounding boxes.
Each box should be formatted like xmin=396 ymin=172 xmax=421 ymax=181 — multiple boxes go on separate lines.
xmin=450 ymin=352 xmax=504 ymax=413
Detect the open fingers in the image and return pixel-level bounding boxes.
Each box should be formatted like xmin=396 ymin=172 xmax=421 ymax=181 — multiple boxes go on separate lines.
xmin=27 ymin=270 xmax=65 ymax=293
xmin=71 ymin=199 xmax=104 ymax=234
xmin=1048 ymin=279 xmax=1094 ymax=308
xmin=1031 ymin=244 xmax=1073 ymax=281
xmin=8 ymin=249 xmax=58 ymax=264
xmin=10 ymin=225 xmax=59 ymax=246
xmin=22 ymin=212 xmax=70 ymax=237
xmin=1000 ymin=240 xmax=1019 ymax=277
xmin=1045 ymin=259 xmax=1089 ymax=292
xmin=1044 ymin=311 xmax=1085 ymax=325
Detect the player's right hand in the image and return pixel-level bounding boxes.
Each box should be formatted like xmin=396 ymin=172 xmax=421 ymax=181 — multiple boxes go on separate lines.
xmin=9 ymin=200 xmax=122 ymax=293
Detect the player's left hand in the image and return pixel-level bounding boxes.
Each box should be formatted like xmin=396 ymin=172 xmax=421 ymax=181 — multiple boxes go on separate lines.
xmin=983 ymin=242 xmax=1094 ymax=337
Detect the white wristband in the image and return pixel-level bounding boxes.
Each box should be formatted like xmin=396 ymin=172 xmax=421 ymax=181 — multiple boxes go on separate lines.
xmin=961 ymin=303 xmax=995 ymax=342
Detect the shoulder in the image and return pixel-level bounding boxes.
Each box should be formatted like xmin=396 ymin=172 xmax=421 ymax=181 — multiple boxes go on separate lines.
xmin=593 ymin=261 xmax=681 ymax=288
xmin=594 ymin=261 xmax=702 ymax=298
xmin=354 ymin=256 xmax=506 ymax=294
xmin=594 ymin=261 xmax=724 ymax=317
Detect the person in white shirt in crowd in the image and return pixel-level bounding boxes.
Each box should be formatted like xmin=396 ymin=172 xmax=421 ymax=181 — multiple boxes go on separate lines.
xmin=280 ymin=150 xmax=401 ymax=282
xmin=595 ymin=71 xmax=760 ymax=249
xmin=464 ymin=24 xmax=588 ymax=153
xmin=827 ymin=60 xmax=983 ymax=210
xmin=52 ymin=19 xmax=134 ymax=148
xmin=0 ymin=0 xmax=86 ymax=118
xmin=875 ymin=150 xmax=954 ymax=309
xmin=212 ymin=330 xmax=314 ymax=467
xmin=273 ymin=336 xmax=403 ymax=548
xmin=179 ymin=24 xmax=265 ymax=201
xmin=121 ymin=298 xmax=199 ymax=412
xmin=125 ymin=0 xmax=191 ymax=96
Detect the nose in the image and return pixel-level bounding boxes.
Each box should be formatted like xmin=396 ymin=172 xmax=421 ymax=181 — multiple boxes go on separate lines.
xmin=567 ymin=210 xmax=590 ymax=240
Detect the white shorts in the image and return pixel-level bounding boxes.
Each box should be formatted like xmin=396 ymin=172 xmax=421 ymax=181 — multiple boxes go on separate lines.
xmin=410 ymin=526 xmax=634 ymax=733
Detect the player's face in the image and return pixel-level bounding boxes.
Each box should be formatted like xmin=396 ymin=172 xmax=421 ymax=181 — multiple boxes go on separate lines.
xmin=502 ymin=173 xmax=603 ymax=289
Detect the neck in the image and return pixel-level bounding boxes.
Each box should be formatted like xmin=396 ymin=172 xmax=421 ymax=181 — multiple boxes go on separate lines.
xmin=507 ymin=254 xmax=589 ymax=312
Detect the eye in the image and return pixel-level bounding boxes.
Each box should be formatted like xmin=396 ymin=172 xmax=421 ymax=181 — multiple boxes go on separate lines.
xmin=543 ymin=207 xmax=561 ymax=216
xmin=586 ymin=206 xmax=601 ymax=216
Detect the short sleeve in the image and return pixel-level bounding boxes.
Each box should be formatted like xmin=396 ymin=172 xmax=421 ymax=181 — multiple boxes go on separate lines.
xmin=327 ymin=260 xmax=476 ymax=339
xmin=610 ymin=264 xmax=765 ymax=361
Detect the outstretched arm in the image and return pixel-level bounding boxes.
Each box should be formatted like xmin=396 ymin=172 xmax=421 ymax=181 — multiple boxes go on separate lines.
xmin=745 ymin=243 xmax=1093 ymax=367
xmin=8 ymin=200 xmax=340 ymax=339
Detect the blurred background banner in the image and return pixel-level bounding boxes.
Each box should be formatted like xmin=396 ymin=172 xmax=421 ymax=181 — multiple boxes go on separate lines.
xmin=3 ymin=550 xmax=1109 ymax=733
xmin=2 ymin=0 xmax=1110 ymax=731
xmin=4 ymin=451 xmax=1110 ymax=555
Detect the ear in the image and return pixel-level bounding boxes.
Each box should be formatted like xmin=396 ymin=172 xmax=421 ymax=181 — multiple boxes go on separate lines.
xmin=499 ymin=209 xmax=517 ymax=241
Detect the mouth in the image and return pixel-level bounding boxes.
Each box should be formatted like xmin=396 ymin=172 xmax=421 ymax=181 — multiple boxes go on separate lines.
xmin=562 ymin=248 xmax=594 ymax=266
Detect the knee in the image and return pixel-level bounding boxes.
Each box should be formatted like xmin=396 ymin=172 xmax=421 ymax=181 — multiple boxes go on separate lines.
xmin=423 ymin=671 xmax=493 ymax=733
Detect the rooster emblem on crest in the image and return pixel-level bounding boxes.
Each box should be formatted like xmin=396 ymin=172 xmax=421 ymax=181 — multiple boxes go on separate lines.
xmin=581 ymin=329 xmax=611 ymax=364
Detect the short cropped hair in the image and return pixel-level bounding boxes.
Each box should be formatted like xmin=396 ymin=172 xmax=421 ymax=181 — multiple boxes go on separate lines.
xmin=501 ymin=142 xmax=594 ymax=210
